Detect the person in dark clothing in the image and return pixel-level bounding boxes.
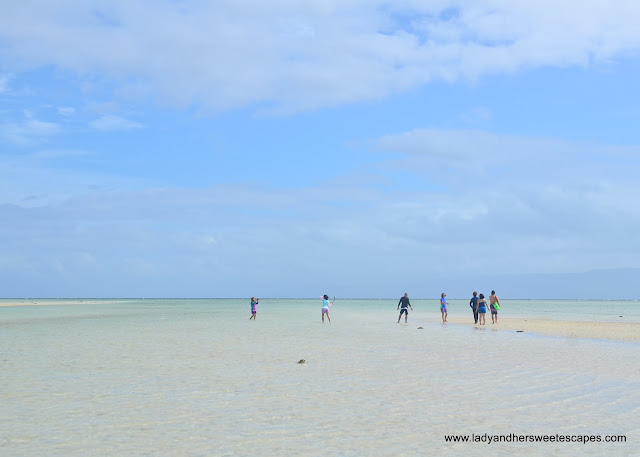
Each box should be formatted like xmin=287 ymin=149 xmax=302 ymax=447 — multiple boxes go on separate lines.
xmin=397 ymin=293 xmax=413 ymax=323
xmin=469 ymin=291 xmax=479 ymax=324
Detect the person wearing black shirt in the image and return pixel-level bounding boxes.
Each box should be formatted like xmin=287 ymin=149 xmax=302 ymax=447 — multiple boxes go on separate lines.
xmin=397 ymin=293 xmax=413 ymax=323
xmin=469 ymin=291 xmax=479 ymax=324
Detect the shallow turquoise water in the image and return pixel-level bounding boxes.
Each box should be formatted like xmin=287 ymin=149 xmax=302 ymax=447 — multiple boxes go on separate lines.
xmin=3 ymin=298 xmax=638 ymax=323
xmin=1 ymin=299 xmax=639 ymax=456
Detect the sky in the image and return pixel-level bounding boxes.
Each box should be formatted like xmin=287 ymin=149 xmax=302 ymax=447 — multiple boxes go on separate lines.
xmin=1 ymin=1 xmax=640 ymax=299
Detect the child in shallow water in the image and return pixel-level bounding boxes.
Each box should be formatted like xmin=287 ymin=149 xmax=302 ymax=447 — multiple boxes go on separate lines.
xmin=249 ymin=297 xmax=258 ymax=320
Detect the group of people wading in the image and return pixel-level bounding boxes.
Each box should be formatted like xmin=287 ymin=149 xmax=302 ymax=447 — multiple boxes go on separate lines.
xmin=249 ymin=292 xmax=501 ymax=325
xmin=468 ymin=290 xmax=501 ymax=325
xmin=396 ymin=290 xmax=501 ymax=325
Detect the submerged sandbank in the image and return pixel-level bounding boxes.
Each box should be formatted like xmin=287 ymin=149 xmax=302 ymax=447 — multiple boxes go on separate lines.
xmin=0 ymin=300 xmax=121 ymax=307
xmin=3 ymin=299 xmax=639 ymax=343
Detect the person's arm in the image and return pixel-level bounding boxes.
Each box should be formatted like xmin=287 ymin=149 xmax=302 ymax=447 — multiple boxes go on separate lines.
xmin=409 ymin=299 xmax=413 ymax=310
xmin=398 ymin=298 xmax=401 ymax=309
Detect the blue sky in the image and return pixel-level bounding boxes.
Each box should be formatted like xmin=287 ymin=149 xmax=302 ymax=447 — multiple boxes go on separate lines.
xmin=2 ymin=1 xmax=640 ymax=298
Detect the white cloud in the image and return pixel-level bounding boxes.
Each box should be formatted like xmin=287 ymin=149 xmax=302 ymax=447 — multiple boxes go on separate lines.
xmin=375 ymin=128 xmax=639 ymax=178
xmin=57 ymin=106 xmax=76 ymax=116
xmin=0 ymin=147 xmax=143 ymax=207
xmin=90 ymin=114 xmax=143 ymax=131
xmin=0 ymin=117 xmax=62 ymax=145
xmin=0 ymin=1 xmax=639 ymax=112
xmin=2 ymin=127 xmax=639 ymax=296
xmin=372 ymin=129 xmax=640 ymax=252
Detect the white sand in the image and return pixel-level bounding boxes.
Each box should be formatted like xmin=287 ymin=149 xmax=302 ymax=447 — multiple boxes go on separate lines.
xmin=430 ymin=316 xmax=640 ymax=343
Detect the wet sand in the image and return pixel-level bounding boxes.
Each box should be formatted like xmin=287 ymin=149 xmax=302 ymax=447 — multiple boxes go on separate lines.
xmin=431 ymin=316 xmax=640 ymax=343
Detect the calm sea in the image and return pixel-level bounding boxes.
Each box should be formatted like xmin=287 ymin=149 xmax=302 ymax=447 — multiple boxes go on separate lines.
xmin=1 ymin=299 xmax=639 ymax=456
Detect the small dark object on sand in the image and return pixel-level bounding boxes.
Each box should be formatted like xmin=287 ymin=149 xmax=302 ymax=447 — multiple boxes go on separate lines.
xmin=517 ymin=330 xmax=524 ymax=333
xmin=298 ymin=359 xmax=306 ymax=364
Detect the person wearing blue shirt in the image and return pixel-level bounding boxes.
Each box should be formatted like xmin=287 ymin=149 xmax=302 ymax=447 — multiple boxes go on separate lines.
xmin=440 ymin=293 xmax=448 ymax=323
xmin=321 ymin=294 xmax=333 ymax=323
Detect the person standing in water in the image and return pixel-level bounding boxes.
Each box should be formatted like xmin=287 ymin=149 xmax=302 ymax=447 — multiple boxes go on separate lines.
xmin=249 ymin=297 xmax=258 ymax=320
xmin=477 ymin=293 xmax=488 ymax=325
xmin=469 ymin=291 xmax=479 ymax=324
xmin=440 ymin=292 xmax=449 ymax=323
xmin=321 ymin=294 xmax=333 ymax=323
xmin=490 ymin=290 xmax=500 ymax=324
xmin=397 ymin=293 xmax=413 ymax=323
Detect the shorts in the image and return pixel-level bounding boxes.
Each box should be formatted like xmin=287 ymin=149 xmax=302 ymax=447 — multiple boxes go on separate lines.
xmin=478 ymin=306 xmax=487 ymax=314
xmin=322 ymin=308 xmax=329 ymax=314
xmin=441 ymin=306 xmax=447 ymax=313
xmin=491 ymin=308 xmax=498 ymax=314
xmin=399 ymin=308 xmax=408 ymax=315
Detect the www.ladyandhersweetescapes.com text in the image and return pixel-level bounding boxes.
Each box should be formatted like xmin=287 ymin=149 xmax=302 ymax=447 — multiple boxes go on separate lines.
xmin=444 ymin=433 xmax=627 ymax=444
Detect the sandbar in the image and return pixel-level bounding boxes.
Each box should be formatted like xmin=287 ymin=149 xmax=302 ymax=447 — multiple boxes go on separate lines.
xmin=431 ymin=316 xmax=640 ymax=343
xmin=0 ymin=300 xmax=121 ymax=307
